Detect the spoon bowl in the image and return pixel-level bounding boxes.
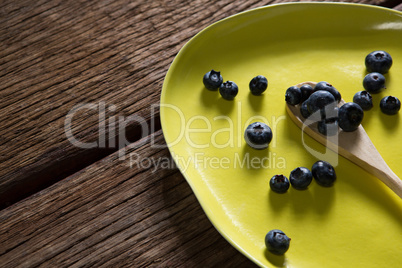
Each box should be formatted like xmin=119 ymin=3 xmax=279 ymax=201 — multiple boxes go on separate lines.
xmin=286 ymin=81 xmax=402 ymax=199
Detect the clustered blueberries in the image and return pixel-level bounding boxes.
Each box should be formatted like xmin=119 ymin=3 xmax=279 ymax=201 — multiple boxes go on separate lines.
xmin=358 ymin=50 xmax=399 ymax=115
xmin=270 ymin=161 xmax=336 ymax=193
xmin=203 ymin=69 xmax=268 ymax=100
xmin=206 ymin=50 xmax=397 ymax=256
xmin=286 ymin=81 xmax=364 ymax=134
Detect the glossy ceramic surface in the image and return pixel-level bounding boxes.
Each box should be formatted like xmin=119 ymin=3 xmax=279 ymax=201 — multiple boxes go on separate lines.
xmin=161 ymin=3 xmax=402 ymax=267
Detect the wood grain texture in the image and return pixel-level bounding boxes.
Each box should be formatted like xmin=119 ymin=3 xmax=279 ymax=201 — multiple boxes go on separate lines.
xmin=0 ymin=0 xmax=392 ymax=208
xmin=0 ymin=130 xmax=255 ymax=267
xmin=0 ymin=0 xmax=401 ymax=267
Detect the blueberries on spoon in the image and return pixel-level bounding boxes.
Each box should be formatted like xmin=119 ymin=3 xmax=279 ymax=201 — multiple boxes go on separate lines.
xmin=244 ymin=122 xmax=273 ymax=150
xmin=249 ymin=75 xmax=268 ymax=95
xmin=306 ymin=90 xmax=336 ymax=114
xmin=300 ymin=84 xmax=314 ymax=102
xmin=312 ymin=160 xmax=337 ymax=187
xmin=314 ymin=81 xmax=342 ymax=103
xmin=300 ymin=101 xmax=311 ymax=119
xmin=265 ymin=229 xmax=291 ymax=255
xmin=318 ymin=118 xmax=339 ymax=136
xmin=203 ymin=70 xmax=223 ymax=91
xmin=270 ymin=175 xmax=290 ymax=193
xmin=380 ymin=96 xmax=401 ymax=115
xmin=219 ymin=81 xmax=238 ymax=100
xmin=363 ymin=72 xmax=386 ymax=93
xmin=285 ymin=86 xmax=302 ymax=105
xmin=338 ymin=102 xmax=364 ymax=132
xmin=353 ymin=91 xmax=373 ymax=111
xmin=289 ymin=167 xmax=313 ymax=190
xmin=365 ymin=50 xmax=393 ymax=74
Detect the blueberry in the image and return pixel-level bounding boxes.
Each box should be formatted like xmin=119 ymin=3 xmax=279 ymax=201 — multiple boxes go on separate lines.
xmin=312 ymin=160 xmax=337 ymax=187
xmin=365 ymin=50 xmax=393 ymax=74
xmin=317 ymin=119 xmax=339 ymax=136
xmin=219 ymin=81 xmax=238 ymax=100
xmin=338 ymin=102 xmax=364 ymax=132
xmin=249 ymin=75 xmax=268 ymax=95
xmin=300 ymin=101 xmax=311 ymax=119
xmin=380 ymin=96 xmax=401 ymax=115
xmin=363 ymin=72 xmax=386 ymax=93
xmin=289 ymin=167 xmax=313 ymax=190
xmin=270 ymin=175 xmax=290 ymax=193
xmin=265 ymin=229 xmax=291 ymax=255
xmin=285 ymin=86 xmax=302 ymax=105
xmin=306 ymin=90 xmax=336 ymax=114
xmin=314 ymin=81 xmax=342 ymax=103
xmin=320 ymin=104 xmax=338 ymax=121
xmin=203 ymin=70 xmax=223 ymax=91
xmin=300 ymin=84 xmax=314 ymax=102
xmin=244 ymin=122 xmax=273 ymax=150
xmin=353 ymin=91 xmax=373 ymax=111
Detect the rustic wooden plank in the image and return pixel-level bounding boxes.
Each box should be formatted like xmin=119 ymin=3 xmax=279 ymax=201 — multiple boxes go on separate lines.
xmin=0 ymin=0 xmax=281 ymax=208
xmin=0 ymin=130 xmax=256 ymax=267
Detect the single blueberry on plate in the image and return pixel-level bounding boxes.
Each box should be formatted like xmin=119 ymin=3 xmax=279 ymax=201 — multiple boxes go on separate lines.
xmin=312 ymin=160 xmax=337 ymax=187
xmin=203 ymin=70 xmax=223 ymax=91
xmin=289 ymin=167 xmax=313 ymax=190
xmin=265 ymin=229 xmax=291 ymax=255
xmin=244 ymin=122 xmax=273 ymax=150
xmin=338 ymin=102 xmax=364 ymax=132
xmin=380 ymin=96 xmax=401 ymax=115
xmin=365 ymin=50 xmax=393 ymax=74
xmin=306 ymin=90 xmax=336 ymax=114
xmin=219 ymin=81 xmax=238 ymax=100
xmin=317 ymin=119 xmax=339 ymax=136
xmin=300 ymin=101 xmax=311 ymax=119
xmin=363 ymin=72 xmax=386 ymax=93
xmin=353 ymin=91 xmax=373 ymax=111
xmin=270 ymin=175 xmax=290 ymax=194
xmin=249 ymin=75 xmax=268 ymax=95
xmin=314 ymin=81 xmax=342 ymax=103
xmin=285 ymin=86 xmax=302 ymax=105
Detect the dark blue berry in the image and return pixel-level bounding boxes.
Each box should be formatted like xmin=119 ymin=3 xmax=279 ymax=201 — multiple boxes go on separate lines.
xmin=289 ymin=167 xmax=312 ymax=190
xmin=320 ymin=104 xmax=338 ymax=121
xmin=300 ymin=84 xmax=314 ymax=102
xmin=244 ymin=122 xmax=273 ymax=150
xmin=249 ymin=75 xmax=268 ymax=95
xmin=353 ymin=91 xmax=373 ymax=111
xmin=312 ymin=160 xmax=337 ymax=187
xmin=365 ymin=50 xmax=393 ymax=74
xmin=318 ymin=119 xmax=338 ymax=136
xmin=380 ymin=96 xmax=401 ymax=115
xmin=314 ymin=81 xmax=342 ymax=103
xmin=285 ymin=86 xmax=302 ymax=105
xmin=203 ymin=70 xmax=223 ymax=91
xmin=265 ymin=229 xmax=291 ymax=255
xmin=219 ymin=81 xmax=238 ymax=100
xmin=306 ymin=90 xmax=336 ymax=114
xmin=338 ymin=102 xmax=364 ymax=132
xmin=270 ymin=175 xmax=290 ymax=193
xmin=363 ymin=72 xmax=386 ymax=93
xmin=300 ymin=101 xmax=311 ymax=119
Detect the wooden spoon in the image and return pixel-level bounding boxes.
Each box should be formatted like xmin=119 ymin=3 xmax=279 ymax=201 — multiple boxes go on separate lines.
xmin=286 ymin=81 xmax=402 ymax=199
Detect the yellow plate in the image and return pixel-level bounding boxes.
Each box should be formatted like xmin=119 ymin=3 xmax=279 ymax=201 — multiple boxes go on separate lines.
xmin=160 ymin=3 xmax=402 ymax=267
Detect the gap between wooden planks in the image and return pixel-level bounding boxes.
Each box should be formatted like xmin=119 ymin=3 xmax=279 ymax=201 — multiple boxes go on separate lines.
xmin=0 ymin=130 xmax=256 ymax=267
xmin=0 ymin=1 xmax=401 ymax=267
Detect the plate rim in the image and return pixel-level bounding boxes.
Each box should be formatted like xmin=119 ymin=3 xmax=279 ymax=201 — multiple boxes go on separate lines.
xmin=160 ymin=2 xmax=402 ymax=267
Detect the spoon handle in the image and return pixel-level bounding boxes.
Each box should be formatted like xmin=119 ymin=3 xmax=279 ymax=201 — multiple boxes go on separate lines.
xmin=287 ymin=81 xmax=402 ymax=199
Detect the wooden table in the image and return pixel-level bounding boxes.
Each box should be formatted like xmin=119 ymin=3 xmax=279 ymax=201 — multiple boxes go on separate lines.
xmin=1 ymin=0 xmax=401 ymax=267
